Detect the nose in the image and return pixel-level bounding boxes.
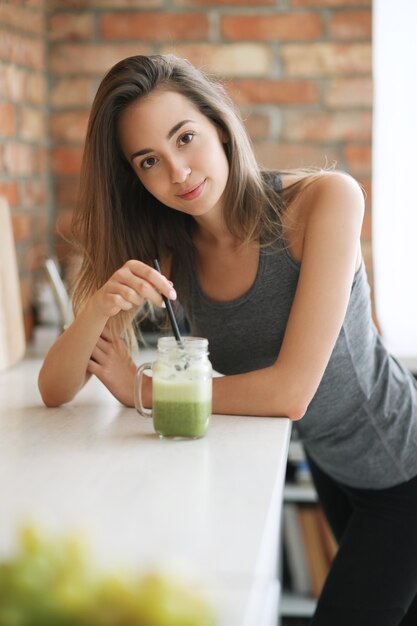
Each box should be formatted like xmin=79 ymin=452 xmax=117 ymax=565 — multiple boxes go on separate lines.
xmin=168 ymin=159 xmax=191 ymax=184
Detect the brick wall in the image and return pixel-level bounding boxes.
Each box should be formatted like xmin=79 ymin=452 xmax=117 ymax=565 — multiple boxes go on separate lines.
xmin=0 ymin=0 xmax=49 ymax=338
xmin=1 ymin=0 xmax=373 ymax=337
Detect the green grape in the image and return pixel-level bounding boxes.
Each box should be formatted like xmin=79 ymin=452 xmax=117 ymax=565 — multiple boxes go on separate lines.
xmin=0 ymin=525 xmax=217 ymax=626
xmin=129 ymin=573 xmax=216 ymax=626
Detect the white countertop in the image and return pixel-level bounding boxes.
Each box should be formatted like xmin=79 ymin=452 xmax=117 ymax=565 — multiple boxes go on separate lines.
xmin=0 ymin=328 xmax=291 ymax=626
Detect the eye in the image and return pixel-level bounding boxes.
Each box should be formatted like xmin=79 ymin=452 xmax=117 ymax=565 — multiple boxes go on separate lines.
xmin=178 ymin=132 xmax=195 ymax=146
xmin=140 ymin=156 xmax=158 ymax=170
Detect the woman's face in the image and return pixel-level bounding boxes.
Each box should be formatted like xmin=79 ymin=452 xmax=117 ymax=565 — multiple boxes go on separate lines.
xmin=118 ymin=89 xmax=230 ymax=219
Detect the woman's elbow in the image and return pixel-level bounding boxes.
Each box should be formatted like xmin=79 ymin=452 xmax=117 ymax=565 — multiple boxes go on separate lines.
xmin=41 ymin=396 xmax=62 ymax=408
xmin=287 ymin=403 xmax=308 ymax=421
xmin=38 ymin=382 xmax=63 ymax=407
xmin=38 ymin=372 xmax=69 ymax=407
xmin=271 ymin=388 xmax=309 ymax=421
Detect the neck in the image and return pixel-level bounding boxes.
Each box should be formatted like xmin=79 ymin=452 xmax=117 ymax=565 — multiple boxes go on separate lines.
xmin=193 ymin=214 xmax=241 ymax=249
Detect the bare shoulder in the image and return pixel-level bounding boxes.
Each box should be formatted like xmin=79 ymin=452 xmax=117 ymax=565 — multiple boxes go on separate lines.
xmin=282 ymin=170 xmax=362 ymax=195
xmin=282 ymin=170 xmax=364 ymax=216
xmin=310 ymin=170 xmax=364 ymax=201
xmin=281 ymin=171 xmax=365 ymax=264
xmin=307 ymin=173 xmax=365 ymax=241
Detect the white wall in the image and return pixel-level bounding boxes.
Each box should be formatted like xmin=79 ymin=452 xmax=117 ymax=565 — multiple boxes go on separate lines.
xmin=373 ymin=0 xmax=417 ymax=358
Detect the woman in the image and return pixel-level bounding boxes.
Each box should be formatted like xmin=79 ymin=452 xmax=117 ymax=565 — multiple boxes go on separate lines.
xmin=38 ymin=54 xmax=417 ymax=625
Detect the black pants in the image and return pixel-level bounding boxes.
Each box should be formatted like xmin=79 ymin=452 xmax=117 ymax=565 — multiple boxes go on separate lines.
xmin=306 ymin=454 xmax=417 ymax=626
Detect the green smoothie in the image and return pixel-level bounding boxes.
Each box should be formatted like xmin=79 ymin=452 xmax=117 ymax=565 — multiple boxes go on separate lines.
xmin=152 ymin=378 xmax=212 ymax=439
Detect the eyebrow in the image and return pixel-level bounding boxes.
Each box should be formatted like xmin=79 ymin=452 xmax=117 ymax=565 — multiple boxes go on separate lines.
xmin=130 ymin=119 xmax=196 ymax=161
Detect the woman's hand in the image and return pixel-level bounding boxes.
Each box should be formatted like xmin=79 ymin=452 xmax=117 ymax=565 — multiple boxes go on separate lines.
xmin=90 ymin=260 xmax=176 ymax=320
xmin=87 ymin=327 xmax=137 ymax=406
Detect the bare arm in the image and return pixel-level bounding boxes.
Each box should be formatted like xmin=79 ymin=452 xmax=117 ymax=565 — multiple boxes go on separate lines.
xmin=38 ymin=260 xmax=176 ymax=407
xmin=210 ymin=173 xmax=365 ymax=420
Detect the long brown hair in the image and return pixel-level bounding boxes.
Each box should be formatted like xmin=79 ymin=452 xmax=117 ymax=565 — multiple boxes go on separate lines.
xmin=71 ymin=54 xmax=300 ymax=337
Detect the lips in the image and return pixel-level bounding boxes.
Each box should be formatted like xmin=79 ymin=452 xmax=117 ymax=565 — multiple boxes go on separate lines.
xmin=177 ymin=179 xmax=206 ymax=201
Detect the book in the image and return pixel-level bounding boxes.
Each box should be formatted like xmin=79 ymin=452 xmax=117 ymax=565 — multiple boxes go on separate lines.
xmin=282 ymin=503 xmax=312 ymax=595
xmin=316 ymin=507 xmax=338 ymax=565
xmin=298 ymin=505 xmax=329 ymax=598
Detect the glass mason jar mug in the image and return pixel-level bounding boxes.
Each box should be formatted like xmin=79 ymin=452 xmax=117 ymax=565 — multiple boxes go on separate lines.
xmin=135 ymin=337 xmax=212 ymax=439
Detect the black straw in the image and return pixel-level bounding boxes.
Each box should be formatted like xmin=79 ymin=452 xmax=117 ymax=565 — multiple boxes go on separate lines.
xmin=153 ymin=259 xmax=182 ymax=343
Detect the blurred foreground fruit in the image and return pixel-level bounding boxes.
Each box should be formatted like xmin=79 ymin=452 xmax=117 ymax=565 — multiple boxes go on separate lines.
xmin=0 ymin=525 xmax=216 ymax=626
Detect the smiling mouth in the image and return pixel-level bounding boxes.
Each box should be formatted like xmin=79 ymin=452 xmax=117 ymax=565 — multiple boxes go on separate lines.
xmin=177 ymin=179 xmax=206 ymax=200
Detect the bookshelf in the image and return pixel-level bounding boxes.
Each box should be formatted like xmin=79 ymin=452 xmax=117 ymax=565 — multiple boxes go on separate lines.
xmin=283 ymin=483 xmax=316 ymax=503
xmin=279 ymin=438 xmax=337 ymax=624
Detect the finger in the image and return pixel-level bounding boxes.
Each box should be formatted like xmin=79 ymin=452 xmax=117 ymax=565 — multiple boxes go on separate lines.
xmin=100 ymin=327 xmax=113 ymax=342
xmin=90 ymin=344 xmax=107 ymax=364
xmin=112 ymin=278 xmax=163 ymax=309
xmin=105 ymin=292 xmax=136 ymax=311
xmin=95 ymin=337 xmax=112 ymax=354
xmin=109 ymin=266 xmax=174 ymax=310
xmin=125 ymin=261 xmax=177 ymax=301
xmin=87 ymin=359 xmax=102 ymax=376
xmin=107 ymin=283 xmax=143 ymax=308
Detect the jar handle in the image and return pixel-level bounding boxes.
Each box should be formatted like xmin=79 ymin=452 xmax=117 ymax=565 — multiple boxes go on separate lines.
xmin=135 ymin=362 xmax=152 ymax=417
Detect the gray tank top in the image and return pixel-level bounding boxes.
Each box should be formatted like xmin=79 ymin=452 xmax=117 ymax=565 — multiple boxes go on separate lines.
xmin=181 ymin=186 xmax=417 ymax=489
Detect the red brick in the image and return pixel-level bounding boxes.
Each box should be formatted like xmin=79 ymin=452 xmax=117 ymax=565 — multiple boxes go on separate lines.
xmin=0 ymin=66 xmax=46 ymax=109
xmin=361 ymin=244 xmax=373 ymax=279
xmin=20 ymin=0 xmax=43 ymax=8
xmin=227 ymin=79 xmax=320 ymax=105
xmin=25 ymin=73 xmax=48 ymax=106
xmin=50 ymin=78 xmax=92 ymax=108
xmin=361 ymin=208 xmax=372 ymax=240
xmin=326 ymin=78 xmax=372 ymax=108
xmin=55 ymin=208 xmax=74 ymax=239
xmin=281 ymin=43 xmax=371 ymax=76
xmin=49 ymin=0 xmax=161 ymax=6
xmin=160 ymin=43 xmax=272 ymax=76
xmin=48 ymin=12 xmax=94 ymax=41
xmin=254 ymin=142 xmax=339 ymax=170
xmin=282 ymin=111 xmax=372 ymax=141
xmin=100 ymin=12 xmax=209 ymax=41
xmin=28 ymin=242 xmax=48 ymax=271
xmin=173 ymin=0 xmax=275 ymax=5
xmin=49 ymin=43 xmax=150 ymax=75
xmin=55 ymin=175 xmax=80 ymax=206
xmin=34 ymin=215 xmax=47 ymax=244
xmin=52 ymin=146 xmax=84 ymax=174
xmin=0 ymin=181 xmax=20 ymax=207
xmin=343 ymin=144 xmax=372 ymax=174
xmin=0 ymin=5 xmax=44 ymax=35
xmin=20 ymin=106 xmax=46 ymax=143
xmin=359 ymin=176 xmax=371 ymax=206
xmin=0 ymin=103 xmax=17 ymax=137
xmin=291 ymin=0 xmax=370 ymax=6
xmin=0 ymin=29 xmax=45 ymax=70
xmin=221 ymin=13 xmax=322 ymax=41
xmin=243 ymin=113 xmax=270 ymax=140
xmin=328 ymin=10 xmax=372 ymax=40
xmin=0 ymin=64 xmax=25 ymax=101
xmin=21 ymin=179 xmax=48 ymax=209
xmin=3 ymin=142 xmax=35 ymax=176
xmin=50 ymin=111 xmax=89 ymax=142
xmin=35 ymin=147 xmax=49 ymax=175
xmin=12 ymin=213 xmax=32 ymax=242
